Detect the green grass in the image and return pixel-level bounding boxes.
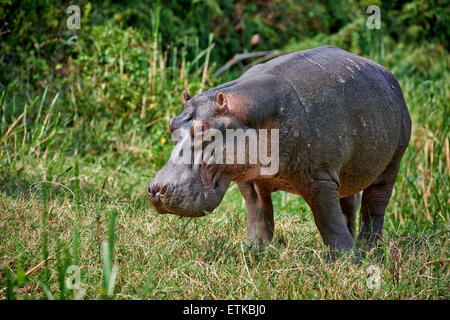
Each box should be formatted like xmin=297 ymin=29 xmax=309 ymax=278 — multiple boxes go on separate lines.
xmin=0 ymin=34 xmax=448 ymax=299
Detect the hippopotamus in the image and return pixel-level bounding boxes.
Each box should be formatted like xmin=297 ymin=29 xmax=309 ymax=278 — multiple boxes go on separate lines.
xmin=147 ymin=45 xmax=411 ymax=259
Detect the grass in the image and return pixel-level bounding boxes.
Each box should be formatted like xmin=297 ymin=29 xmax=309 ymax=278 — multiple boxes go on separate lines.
xmin=0 ymin=31 xmax=448 ymax=299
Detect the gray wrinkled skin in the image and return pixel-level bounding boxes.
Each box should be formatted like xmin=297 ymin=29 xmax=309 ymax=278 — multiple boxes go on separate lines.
xmin=148 ymin=46 xmax=412 ymax=261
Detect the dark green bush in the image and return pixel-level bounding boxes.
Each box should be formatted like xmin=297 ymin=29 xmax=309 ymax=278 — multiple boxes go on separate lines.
xmin=0 ymin=0 xmax=448 ymax=111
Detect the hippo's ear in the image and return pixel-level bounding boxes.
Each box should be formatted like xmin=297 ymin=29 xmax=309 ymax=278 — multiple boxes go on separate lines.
xmin=216 ymin=92 xmax=227 ymax=112
xmin=182 ymin=90 xmax=191 ymax=104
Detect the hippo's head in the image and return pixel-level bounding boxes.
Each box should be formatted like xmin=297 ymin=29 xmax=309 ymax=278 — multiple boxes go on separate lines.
xmin=148 ymin=87 xmax=279 ymax=217
xmin=148 ymin=90 xmax=247 ymax=217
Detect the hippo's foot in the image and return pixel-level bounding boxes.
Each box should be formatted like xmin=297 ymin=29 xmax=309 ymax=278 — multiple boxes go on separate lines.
xmin=238 ymin=181 xmax=274 ymax=248
xmin=340 ymin=193 xmax=361 ymax=238
xmin=356 ymin=173 xmax=396 ymax=247
xmin=357 ymin=233 xmax=384 ymax=249
xmin=306 ymin=179 xmax=361 ymax=262
xmin=245 ymin=237 xmax=275 ymax=250
xmin=324 ymin=246 xmax=362 ymax=264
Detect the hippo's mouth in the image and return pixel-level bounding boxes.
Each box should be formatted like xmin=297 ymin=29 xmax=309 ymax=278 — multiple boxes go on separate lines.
xmin=147 ymin=162 xmax=230 ymax=217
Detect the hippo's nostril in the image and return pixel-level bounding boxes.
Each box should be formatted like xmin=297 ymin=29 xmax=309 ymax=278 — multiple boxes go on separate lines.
xmin=150 ymin=183 xmax=159 ymax=196
xmin=147 ymin=184 xmax=152 ymax=195
xmin=169 ymin=118 xmax=175 ymax=134
xmin=160 ymin=184 xmax=168 ymax=195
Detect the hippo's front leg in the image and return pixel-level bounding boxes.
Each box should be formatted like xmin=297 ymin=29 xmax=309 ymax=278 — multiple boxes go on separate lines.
xmin=238 ymin=182 xmax=274 ymax=246
xmin=306 ymin=179 xmax=359 ymax=261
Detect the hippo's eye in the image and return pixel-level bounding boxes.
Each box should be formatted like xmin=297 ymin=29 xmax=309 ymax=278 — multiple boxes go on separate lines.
xmin=190 ymin=120 xmax=208 ymax=137
xmin=184 ymin=114 xmax=193 ymax=122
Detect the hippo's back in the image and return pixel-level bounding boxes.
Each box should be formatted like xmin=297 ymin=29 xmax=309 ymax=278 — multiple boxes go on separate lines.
xmin=243 ymin=46 xmax=407 ymax=117
xmin=243 ymin=46 xmax=412 ymax=196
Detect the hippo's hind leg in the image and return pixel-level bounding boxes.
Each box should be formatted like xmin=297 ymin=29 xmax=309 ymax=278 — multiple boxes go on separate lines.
xmin=340 ymin=193 xmax=361 ymax=238
xmin=238 ymin=181 xmax=274 ymax=246
xmin=306 ymin=179 xmax=358 ymax=261
xmin=357 ymin=162 xmax=400 ymax=243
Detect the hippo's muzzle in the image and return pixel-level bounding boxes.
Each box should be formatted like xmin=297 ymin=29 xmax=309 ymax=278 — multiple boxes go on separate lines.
xmin=147 ymin=160 xmax=230 ymax=217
